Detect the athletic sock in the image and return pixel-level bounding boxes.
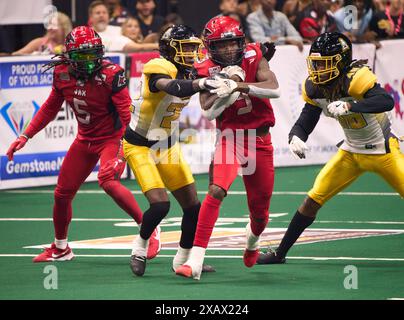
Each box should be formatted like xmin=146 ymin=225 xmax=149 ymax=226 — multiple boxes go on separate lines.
xmin=193 ymin=194 xmax=221 ymax=248
xmin=179 ymin=203 xmax=201 ymax=249
xmin=139 ymin=201 xmax=170 ymax=240
xmin=276 ymin=210 xmax=315 ymax=258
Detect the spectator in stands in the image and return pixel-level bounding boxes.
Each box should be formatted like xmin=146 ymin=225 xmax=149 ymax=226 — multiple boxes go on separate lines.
xmin=294 ymin=0 xmax=337 ymax=41
xmin=326 ymin=0 xmax=343 ymax=13
xmin=370 ymin=0 xmax=404 ymax=39
xmin=334 ymin=0 xmax=374 ymax=42
xmin=105 ymin=0 xmax=129 ymax=26
xmin=89 ymin=1 xmax=158 ymax=52
xmin=247 ymin=0 xmax=304 ymax=50
xmin=283 ymin=0 xmax=312 ymax=26
xmin=135 ymin=0 xmax=165 ymax=38
xmin=219 ymin=0 xmax=252 ymax=42
xmin=239 ymin=0 xmax=263 ymax=16
xmin=373 ymin=0 xmax=387 ymax=11
xmin=12 ymin=12 xmax=72 ymax=56
xmin=121 ymin=17 xmax=157 ymax=43
xmin=164 ymin=13 xmax=185 ymax=25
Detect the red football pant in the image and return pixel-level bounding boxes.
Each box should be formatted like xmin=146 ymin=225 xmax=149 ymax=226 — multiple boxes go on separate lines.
xmin=53 ymin=138 xmax=142 ymax=240
xmin=194 ymin=133 xmax=274 ymax=248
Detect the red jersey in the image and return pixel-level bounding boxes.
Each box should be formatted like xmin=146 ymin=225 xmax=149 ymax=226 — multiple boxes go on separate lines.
xmin=25 ymin=60 xmax=131 ymax=142
xmin=194 ymin=43 xmax=276 ymax=131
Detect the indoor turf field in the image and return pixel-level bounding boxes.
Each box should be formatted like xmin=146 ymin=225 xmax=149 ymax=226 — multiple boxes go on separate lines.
xmin=0 ymin=165 xmax=403 ymax=300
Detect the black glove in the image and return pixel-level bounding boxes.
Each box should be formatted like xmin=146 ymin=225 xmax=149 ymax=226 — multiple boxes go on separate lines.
xmin=261 ymin=42 xmax=276 ymax=62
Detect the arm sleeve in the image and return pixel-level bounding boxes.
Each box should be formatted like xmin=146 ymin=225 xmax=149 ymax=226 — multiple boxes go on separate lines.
xmin=148 ymin=73 xmax=172 ymax=93
xmin=288 ymin=103 xmax=322 ymax=143
xmin=157 ymin=78 xmax=198 ymax=97
xmin=111 ymin=86 xmax=132 ymax=128
xmin=24 ymin=86 xmax=64 ymax=138
xmin=349 ymin=84 xmax=395 ymax=113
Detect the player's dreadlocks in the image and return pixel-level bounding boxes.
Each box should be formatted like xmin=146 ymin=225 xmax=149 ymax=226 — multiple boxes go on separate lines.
xmin=317 ymin=59 xmax=369 ymax=102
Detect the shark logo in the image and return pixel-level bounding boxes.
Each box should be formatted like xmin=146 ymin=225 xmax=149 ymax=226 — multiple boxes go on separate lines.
xmin=0 ymin=101 xmax=40 ymax=137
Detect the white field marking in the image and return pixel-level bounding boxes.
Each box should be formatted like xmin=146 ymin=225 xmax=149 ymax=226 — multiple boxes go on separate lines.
xmin=114 ymin=214 xmax=289 ymax=227
xmin=3 ymin=190 xmax=401 ymax=196
xmin=0 ymin=214 xmax=289 ymax=223
xmin=388 ymin=298 xmax=404 ymax=300
xmin=1 ymin=254 xmax=404 ymax=261
xmin=23 ymin=227 xmax=404 ymax=250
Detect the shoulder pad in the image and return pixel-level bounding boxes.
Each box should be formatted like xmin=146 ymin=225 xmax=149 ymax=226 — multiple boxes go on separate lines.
xmin=302 ymin=78 xmax=320 ymax=107
xmin=143 ymin=58 xmax=177 ymax=79
xmin=347 ymin=67 xmax=377 ymax=100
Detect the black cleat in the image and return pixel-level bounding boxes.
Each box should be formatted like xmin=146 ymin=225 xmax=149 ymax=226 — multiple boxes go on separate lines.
xmin=202 ymin=264 xmax=216 ymax=273
xmin=256 ymin=250 xmax=286 ymax=265
xmin=130 ymin=255 xmax=146 ymax=276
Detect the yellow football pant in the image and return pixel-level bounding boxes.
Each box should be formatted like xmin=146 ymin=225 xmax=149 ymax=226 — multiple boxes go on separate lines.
xmin=123 ymin=139 xmax=194 ymax=193
xmin=308 ymin=138 xmax=404 ymax=205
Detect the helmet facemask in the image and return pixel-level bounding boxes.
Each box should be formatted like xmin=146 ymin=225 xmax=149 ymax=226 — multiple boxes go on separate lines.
xmin=67 ymin=46 xmax=104 ymax=77
xmin=307 ymin=53 xmax=343 ymax=85
xmin=170 ymin=37 xmax=204 ymax=71
xmin=208 ymin=36 xmax=245 ymax=67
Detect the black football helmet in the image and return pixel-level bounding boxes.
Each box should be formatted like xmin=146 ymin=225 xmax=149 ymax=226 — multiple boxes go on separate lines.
xmin=307 ymin=32 xmax=352 ymax=85
xmin=159 ymin=24 xmax=203 ymax=74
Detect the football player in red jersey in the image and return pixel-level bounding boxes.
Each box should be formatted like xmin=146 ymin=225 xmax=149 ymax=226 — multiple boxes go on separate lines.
xmin=6 ymin=26 xmax=161 ymax=262
xmin=176 ymin=16 xmax=281 ymax=280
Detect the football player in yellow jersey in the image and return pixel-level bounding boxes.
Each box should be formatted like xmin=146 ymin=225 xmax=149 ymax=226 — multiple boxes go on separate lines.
xmin=258 ymin=32 xmax=404 ymax=264
xmin=125 ymin=25 xmax=225 ymax=276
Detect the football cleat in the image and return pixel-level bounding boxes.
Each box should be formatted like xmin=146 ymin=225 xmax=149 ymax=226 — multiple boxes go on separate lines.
xmin=256 ymin=250 xmax=286 ymax=265
xmin=175 ymin=263 xmax=203 ymax=280
xmin=130 ymin=255 xmax=146 ymax=276
xmin=147 ymin=226 xmax=161 ymax=260
xmin=243 ymin=249 xmax=259 ymax=268
xmin=33 ymin=243 xmax=74 ymax=263
xmin=172 ymin=264 xmax=216 ymax=273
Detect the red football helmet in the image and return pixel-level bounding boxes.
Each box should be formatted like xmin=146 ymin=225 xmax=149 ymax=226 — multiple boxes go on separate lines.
xmin=64 ymin=26 xmax=104 ymax=76
xmin=202 ymin=16 xmax=245 ymax=67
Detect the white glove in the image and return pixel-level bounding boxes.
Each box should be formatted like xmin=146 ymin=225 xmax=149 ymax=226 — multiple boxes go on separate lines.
xmin=326 ymin=101 xmax=350 ymax=117
xmin=289 ymin=135 xmax=308 ymax=159
xmin=220 ymin=65 xmax=246 ymax=81
xmin=209 ymin=78 xmax=238 ymax=98
xmin=198 ymin=77 xmax=226 ymax=90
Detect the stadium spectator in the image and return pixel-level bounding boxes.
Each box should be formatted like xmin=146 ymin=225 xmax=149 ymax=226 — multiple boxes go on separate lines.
xmin=248 ymin=0 xmax=304 ymax=50
xmin=282 ymin=0 xmax=312 ymax=26
xmin=89 ymin=1 xmax=158 ymax=52
xmin=105 ymin=0 xmax=130 ymax=26
xmin=294 ymin=0 xmax=337 ymax=41
xmin=334 ymin=0 xmax=374 ymax=43
xmin=12 ymin=12 xmax=72 ymax=55
xmin=135 ymin=0 xmax=165 ymax=38
xmin=121 ymin=17 xmax=157 ymax=43
xmin=369 ymin=0 xmax=404 ymax=39
xmin=219 ymin=0 xmax=252 ymax=43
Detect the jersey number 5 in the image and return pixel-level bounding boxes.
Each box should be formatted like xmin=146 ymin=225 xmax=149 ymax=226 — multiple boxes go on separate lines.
xmin=70 ymin=98 xmax=90 ymax=125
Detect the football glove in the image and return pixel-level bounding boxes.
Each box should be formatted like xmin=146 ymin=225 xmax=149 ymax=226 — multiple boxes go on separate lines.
xmin=262 ymin=42 xmax=276 ymax=62
xmin=98 ymin=157 xmax=126 ymax=181
xmin=198 ymin=73 xmax=229 ymax=91
xmin=289 ymin=135 xmax=308 ymax=159
xmin=6 ymin=134 xmax=28 ymax=161
xmin=220 ymin=65 xmax=246 ymax=82
xmin=209 ymin=78 xmax=238 ymax=98
xmin=327 ymin=101 xmax=350 ymax=117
